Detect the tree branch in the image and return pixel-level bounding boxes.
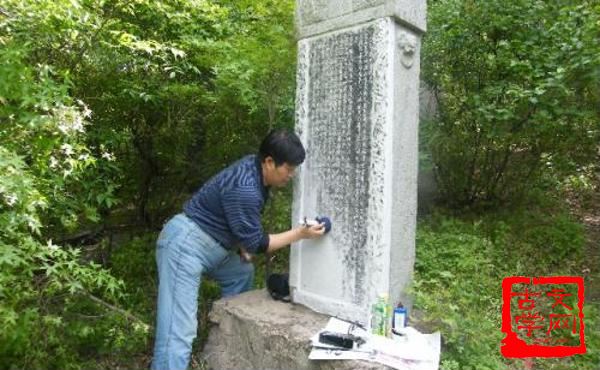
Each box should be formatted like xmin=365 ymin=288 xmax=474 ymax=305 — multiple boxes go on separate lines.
xmin=85 ymin=292 xmax=151 ymax=328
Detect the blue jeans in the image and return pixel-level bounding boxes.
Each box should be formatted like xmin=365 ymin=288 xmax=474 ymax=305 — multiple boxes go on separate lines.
xmin=151 ymin=213 xmax=254 ymax=370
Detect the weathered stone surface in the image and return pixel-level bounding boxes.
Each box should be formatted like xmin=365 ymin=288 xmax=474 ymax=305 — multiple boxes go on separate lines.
xmin=291 ymin=16 xmax=421 ymax=326
xmin=202 ymin=290 xmax=392 ymax=370
xmin=296 ymin=0 xmax=426 ymax=38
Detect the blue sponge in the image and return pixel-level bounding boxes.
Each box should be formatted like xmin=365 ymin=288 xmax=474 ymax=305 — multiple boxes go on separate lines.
xmin=316 ymin=216 xmax=332 ymax=234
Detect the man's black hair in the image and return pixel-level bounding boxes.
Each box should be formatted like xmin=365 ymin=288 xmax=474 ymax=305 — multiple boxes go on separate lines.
xmin=259 ymin=128 xmax=305 ymax=166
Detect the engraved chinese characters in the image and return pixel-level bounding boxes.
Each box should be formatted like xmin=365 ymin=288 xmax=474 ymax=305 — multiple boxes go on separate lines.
xmin=307 ymin=26 xmax=375 ymax=303
xmin=291 ymin=0 xmax=424 ymax=325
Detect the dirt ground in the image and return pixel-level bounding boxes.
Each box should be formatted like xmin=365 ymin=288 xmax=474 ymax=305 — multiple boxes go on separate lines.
xmin=567 ymin=176 xmax=600 ymax=326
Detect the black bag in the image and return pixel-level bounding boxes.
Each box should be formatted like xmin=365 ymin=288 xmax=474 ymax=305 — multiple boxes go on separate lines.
xmin=266 ymin=273 xmax=291 ymax=302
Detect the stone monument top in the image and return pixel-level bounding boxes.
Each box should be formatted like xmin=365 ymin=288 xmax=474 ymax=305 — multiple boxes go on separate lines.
xmin=296 ymin=0 xmax=426 ymax=39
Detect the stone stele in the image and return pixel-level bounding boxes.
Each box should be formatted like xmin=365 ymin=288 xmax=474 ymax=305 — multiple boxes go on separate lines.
xmin=290 ymin=0 xmax=425 ymax=325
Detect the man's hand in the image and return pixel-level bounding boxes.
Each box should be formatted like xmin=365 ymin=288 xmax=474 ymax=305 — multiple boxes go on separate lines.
xmin=298 ymin=223 xmax=326 ymax=239
xmin=239 ymin=247 xmax=253 ymax=263
xmin=266 ymin=222 xmax=327 ymax=254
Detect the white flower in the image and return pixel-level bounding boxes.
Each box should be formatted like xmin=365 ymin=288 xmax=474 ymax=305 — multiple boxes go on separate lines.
xmin=58 ymin=123 xmax=69 ymax=134
xmin=78 ymin=153 xmax=89 ymax=161
xmin=26 ymin=215 xmax=41 ymax=231
xmin=49 ymin=156 xmax=59 ymax=168
xmin=72 ymin=114 xmax=85 ymax=132
xmin=61 ymin=143 xmax=74 ymax=156
xmin=4 ymin=193 xmax=17 ymax=206
xmin=55 ymin=105 xmax=86 ymax=134
xmin=32 ymin=198 xmax=48 ymax=209
xmin=82 ymin=106 xmax=92 ymax=119
xmin=46 ymin=239 xmax=59 ymax=251
xmin=101 ymin=152 xmax=115 ymax=161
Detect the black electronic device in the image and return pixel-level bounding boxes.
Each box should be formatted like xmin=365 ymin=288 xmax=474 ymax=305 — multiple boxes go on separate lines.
xmin=318 ymin=331 xmax=358 ymax=349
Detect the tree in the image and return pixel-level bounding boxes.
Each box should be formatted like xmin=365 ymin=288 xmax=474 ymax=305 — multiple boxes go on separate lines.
xmin=0 ymin=0 xmax=299 ymax=367
xmin=0 ymin=3 xmax=140 ymax=367
xmin=422 ymin=0 xmax=600 ymax=208
xmin=198 ymin=0 xmax=297 ymax=179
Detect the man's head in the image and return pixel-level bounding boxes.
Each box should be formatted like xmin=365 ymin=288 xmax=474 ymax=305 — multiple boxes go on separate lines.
xmin=259 ymin=128 xmax=305 ymax=187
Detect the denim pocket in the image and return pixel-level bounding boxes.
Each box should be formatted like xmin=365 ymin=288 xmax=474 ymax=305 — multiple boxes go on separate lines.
xmin=156 ymin=229 xmax=171 ymax=250
xmin=156 ymin=214 xmax=187 ymax=250
xmin=192 ymin=231 xmax=229 ymax=269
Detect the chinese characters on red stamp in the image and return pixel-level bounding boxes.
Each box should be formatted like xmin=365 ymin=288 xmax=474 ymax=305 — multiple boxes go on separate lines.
xmin=501 ymin=276 xmax=586 ymax=358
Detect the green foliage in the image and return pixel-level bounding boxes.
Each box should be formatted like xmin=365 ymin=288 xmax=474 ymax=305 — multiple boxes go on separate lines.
xmin=1 ymin=0 xmax=296 ymax=225
xmin=0 ymin=136 xmax=141 ymax=369
xmin=1 ymin=0 xmax=297 ymax=367
xmin=1 ymin=0 xmax=287 ymax=227
xmin=0 ymin=2 xmax=154 ymax=367
xmin=413 ymin=210 xmax=600 ymax=370
xmin=473 ymin=191 xmax=586 ymax=273
xmin=67 ymin=0 xmax=227 ymax=225
xmin=0 ymin=231 xmax=143 ymax=369
xmin=423 ymin=0 xmax=600 ymax=208
xmin=254 ymin=187 xmax=294 ymax=288
xmin=199 ymin=0 xmax=297 ymax=179
xmin=109 ymin=235 xmax=158 ymax=321
xmin=0 ymin=37 xmax=117 ymax=233
xmin=413 ymin=218 xmax=506 ymax=370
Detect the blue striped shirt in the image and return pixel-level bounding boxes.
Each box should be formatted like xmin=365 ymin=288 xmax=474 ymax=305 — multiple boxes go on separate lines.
xmin=183 ymin=155 xmax=270 ymax=254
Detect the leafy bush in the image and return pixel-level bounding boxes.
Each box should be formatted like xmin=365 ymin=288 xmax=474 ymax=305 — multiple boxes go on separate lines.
xmin=0 ymin=3 xmax=146 ymax=367
xmin=423 ymin=0 xmax=600 ymax=208
xmin=1 ymin=0 xmax=298 ymax=367
xmin=195 ymin=0 xmax=297 ymax=183
xmin=0 ymin=149 xmax=146 ymax=369
xmin=109 ymin=235 xmax=159 ymax=324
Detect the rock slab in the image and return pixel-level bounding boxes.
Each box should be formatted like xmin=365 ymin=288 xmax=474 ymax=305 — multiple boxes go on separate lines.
xmin=202 ymin=290 xmax=392 ymax=370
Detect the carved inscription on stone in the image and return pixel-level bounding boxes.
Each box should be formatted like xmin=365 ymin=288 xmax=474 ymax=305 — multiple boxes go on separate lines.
xmin=306 ymin=26 xmax=376 ymax=304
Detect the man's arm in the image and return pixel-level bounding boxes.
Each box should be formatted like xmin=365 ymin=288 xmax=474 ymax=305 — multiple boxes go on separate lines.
xmin=222 ymin=187 xmax=271 ymax=254
xmin=266 ymin=224 xmax=325 ymax=254
xmin=239 ymin=224 xmax=325 ymax=262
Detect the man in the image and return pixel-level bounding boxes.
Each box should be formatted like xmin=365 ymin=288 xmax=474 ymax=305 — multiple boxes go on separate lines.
xmin=151 ymin=129 xmax=325 ymax=370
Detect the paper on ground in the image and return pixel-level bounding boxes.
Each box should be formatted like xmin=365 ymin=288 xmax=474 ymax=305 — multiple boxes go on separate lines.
xmin=309 ymin=318 xmax=441 ymax=370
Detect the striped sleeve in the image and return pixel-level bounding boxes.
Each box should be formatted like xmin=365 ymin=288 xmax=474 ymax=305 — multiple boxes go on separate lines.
xmin=222 ymin=186 xmax=269 ymax=254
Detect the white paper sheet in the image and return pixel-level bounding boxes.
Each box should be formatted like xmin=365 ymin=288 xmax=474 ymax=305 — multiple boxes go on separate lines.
xmin=309 ymin=318 xmax=441 ymax=370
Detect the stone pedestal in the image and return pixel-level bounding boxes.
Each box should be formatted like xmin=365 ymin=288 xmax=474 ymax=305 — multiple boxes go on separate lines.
xmin=202 ymin=290 xmax=392 ymax=370
xmin=291 ymin=0 xmax=425 ymax=325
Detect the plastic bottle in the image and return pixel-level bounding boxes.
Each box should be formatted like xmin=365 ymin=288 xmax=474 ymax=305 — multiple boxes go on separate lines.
xmin=380 ymin=294 xmax=391 ymax=336
xmin=392 ymin=302 xmax=407 ymax=330
xmin=370 ymin=296 xmax=380 ymax=335
xmin=370 ymin=293 xmax=391 ymax=336
xmin=369 ymin=301 xmax=376 ymax=335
